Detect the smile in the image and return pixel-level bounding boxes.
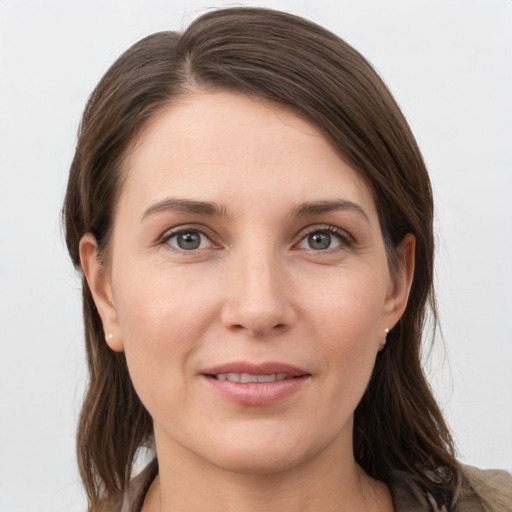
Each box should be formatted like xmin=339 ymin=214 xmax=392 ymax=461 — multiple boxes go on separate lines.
xmin=201 ymin=362 xmax=310 ymax=406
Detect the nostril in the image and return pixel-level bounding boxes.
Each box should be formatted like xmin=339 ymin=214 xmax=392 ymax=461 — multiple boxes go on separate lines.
xmin=229 ymin=322 xmax=284 ymax=333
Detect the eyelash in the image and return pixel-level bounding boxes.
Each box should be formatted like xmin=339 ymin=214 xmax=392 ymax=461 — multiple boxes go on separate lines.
xmin=159 ymin=225 xmax=353 ymax=253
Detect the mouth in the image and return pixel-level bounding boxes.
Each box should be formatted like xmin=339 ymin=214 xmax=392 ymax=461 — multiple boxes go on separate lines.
xmin=201 ymin=362 xmax=310 ymax=405
xmin=202 ymin=361 xmax=309 ymax=381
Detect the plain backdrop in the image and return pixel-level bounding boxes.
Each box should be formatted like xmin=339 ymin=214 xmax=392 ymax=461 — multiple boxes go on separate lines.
xmin=1 ymin=1 xmax=511 ymax=511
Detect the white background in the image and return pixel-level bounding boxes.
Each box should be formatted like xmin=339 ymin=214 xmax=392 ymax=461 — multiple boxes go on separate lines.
xmin=1 ymin=1 xmax=511 ymax=511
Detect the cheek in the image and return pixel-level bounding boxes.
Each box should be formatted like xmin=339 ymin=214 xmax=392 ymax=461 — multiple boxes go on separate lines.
xmin=115 ymin=259 xmax=220 ymax=342
xmin=304 ymin=270 xmax=387 ymax=399
xmin=306 ymin=266 xmax=387 ymax=343
xmin=111 ymin=264 xmax=220 ymax=399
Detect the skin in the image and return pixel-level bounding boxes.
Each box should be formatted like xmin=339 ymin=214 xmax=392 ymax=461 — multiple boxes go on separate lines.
xmin=80 ymin=92 xmax=415 ymax=511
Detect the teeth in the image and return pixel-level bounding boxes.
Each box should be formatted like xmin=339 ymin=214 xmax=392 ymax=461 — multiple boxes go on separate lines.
xmin=214 ymin=372 xmax=289 ymax=383
xmin=257 ymin=373 xmax=288 ymax=383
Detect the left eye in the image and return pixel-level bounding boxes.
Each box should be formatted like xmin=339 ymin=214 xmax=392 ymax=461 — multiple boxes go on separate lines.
xmin=297 ymin=229 xmax=346 ymax=251
xmin=165 ymin=230 xmax=212 ymax=251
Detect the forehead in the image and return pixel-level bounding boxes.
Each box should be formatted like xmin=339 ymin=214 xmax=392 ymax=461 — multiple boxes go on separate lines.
xmin=120 ymin=91 xmax=377 ymax=218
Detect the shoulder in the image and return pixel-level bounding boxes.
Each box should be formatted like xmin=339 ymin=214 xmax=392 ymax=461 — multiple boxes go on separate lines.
xmin=389 ymin=466 xmax=512 ymax=512
xmin=389 ymin=469 xmax=442 ymax=512
xmin=111 ymin=459 xmax=158 ymax=512
xmin=457 ymin=465 xmax=512 ymax=512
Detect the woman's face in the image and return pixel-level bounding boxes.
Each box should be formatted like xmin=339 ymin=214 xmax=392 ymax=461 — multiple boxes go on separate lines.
xmin=82 ymin=92 xmax=413 ymax=475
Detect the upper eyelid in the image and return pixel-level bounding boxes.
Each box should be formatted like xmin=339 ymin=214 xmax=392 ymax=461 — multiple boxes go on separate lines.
xmin=296 ymin=224 xmax=352 ymax=241
xmin=159 ymin=224 xmax=216 ymax=242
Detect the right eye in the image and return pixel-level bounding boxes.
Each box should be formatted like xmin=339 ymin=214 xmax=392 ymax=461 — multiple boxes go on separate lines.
xmin=164 ymin=229 xmax=213 ymax=251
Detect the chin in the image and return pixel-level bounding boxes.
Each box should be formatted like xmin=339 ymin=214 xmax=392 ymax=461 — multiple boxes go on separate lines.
xmin=209 ymin=448 xmax=308 ymax=476
xmin=198 ymin=428 xmax=334 ymax=477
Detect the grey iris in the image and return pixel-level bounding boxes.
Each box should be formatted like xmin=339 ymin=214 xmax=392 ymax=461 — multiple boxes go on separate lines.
xmin=308 ymin=232 xmax=331 ymax=250
xmin=177 ymin=232 xmax=201 ymax=250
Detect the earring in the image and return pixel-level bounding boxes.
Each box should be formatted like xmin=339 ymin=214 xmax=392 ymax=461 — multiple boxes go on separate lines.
xmin=107 ymin=333 xmax=113 ymax=341
xmin=379 ymin=328 xmax=389 ymax=352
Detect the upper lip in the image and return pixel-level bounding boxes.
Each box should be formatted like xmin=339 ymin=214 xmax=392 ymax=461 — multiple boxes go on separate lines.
xmin=201 ymin=361 xmax=309 ymax=377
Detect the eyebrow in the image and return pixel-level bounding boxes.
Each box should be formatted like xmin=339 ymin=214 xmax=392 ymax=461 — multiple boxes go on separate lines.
xmin=141 ymin=197 xmax=370 ymax=224
xmin=141 ymin=198 xmax=228 ymax=221
xmin=291 ymin=200 xmax=371 ymax=223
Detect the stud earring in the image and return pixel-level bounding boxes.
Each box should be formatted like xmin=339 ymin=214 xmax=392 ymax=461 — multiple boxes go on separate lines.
xmin=107 ymin=333 xmax=113 ymax=341
xmin=379 ymin=328 xmax=389 ymax=352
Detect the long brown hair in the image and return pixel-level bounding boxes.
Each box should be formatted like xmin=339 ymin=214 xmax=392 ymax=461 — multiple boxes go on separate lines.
xmin=64 ymin=7 xmax=461 ymax=511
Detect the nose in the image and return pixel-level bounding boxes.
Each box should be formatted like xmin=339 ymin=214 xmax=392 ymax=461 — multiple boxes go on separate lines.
xmin=220 ymin=251 xmax=297 ymax=337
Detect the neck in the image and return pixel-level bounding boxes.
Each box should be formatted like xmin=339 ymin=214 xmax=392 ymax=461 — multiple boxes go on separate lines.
xmin=143 ymin=429 xmax=392 ymax=512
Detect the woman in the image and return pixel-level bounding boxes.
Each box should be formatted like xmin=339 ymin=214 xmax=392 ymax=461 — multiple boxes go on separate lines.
xmin=63 ymin=7 xmax=511 ymax=512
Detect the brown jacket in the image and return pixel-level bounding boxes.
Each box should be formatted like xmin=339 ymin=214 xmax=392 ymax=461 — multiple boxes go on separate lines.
xmin=114 ymin=460 xmax=512 ymax=512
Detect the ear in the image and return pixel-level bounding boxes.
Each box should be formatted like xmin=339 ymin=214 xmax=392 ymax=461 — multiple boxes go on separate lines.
xmin=382 ymin=233 xmax=416 ymax=330
xmin=79 ymin=233 xmax=124 ymax=352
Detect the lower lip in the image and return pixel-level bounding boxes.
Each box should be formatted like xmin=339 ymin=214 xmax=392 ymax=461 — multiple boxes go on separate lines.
xmin=201 ymin=375 xmax=310 ymax=406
